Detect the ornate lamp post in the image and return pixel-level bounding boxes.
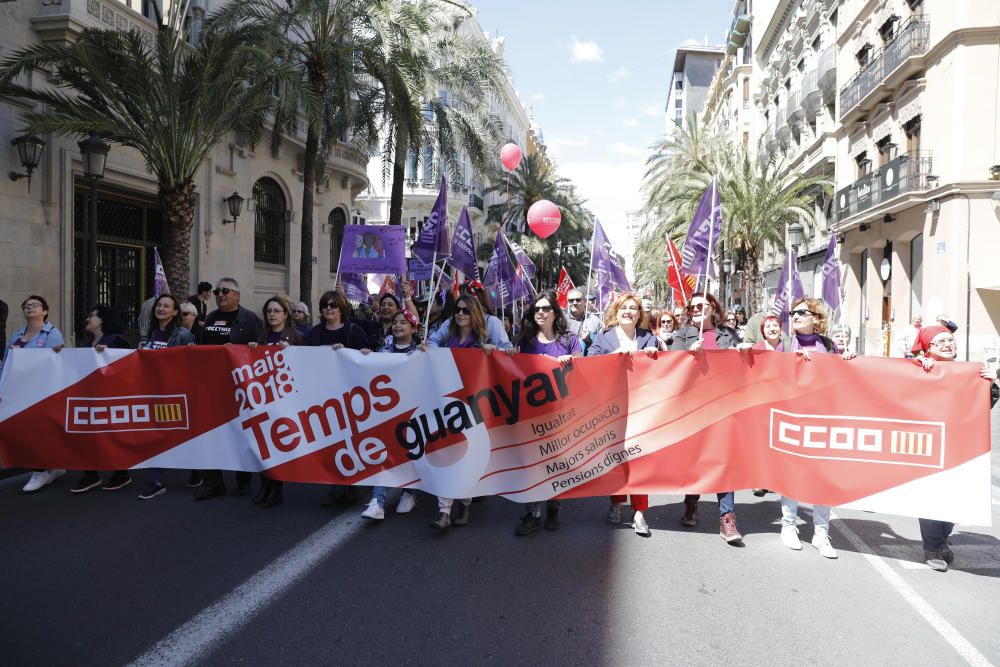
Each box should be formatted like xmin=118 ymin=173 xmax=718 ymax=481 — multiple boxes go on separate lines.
xmin=78 ymin=133 xmax=110 ymax=308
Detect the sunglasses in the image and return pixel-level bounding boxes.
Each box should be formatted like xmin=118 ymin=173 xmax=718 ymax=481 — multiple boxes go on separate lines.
xmin=213 ymin=288 xmax=235 ymax=296
xmin=790 ymin=309 xmax=816 ymax=317
xmin=660 ymin=319 xmax=673 ymax=324
xmin=688 ymin=303 xmax=706 ymax=312
xmin=321 ymin=302 xmax=339 ymax=310
xmin=567 ymin=298 xmax=583 ymax=304
xmin=534 ymin=305 xmax=554 ymax=313
xmin=454 ymin=306 xmax=472 ymax=315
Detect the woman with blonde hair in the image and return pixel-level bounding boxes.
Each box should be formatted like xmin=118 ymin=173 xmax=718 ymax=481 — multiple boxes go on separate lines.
xmin=587 ymin=293 xmax=665 ymax=536
xmin=778 ymin=297 xmax=856 ymax=558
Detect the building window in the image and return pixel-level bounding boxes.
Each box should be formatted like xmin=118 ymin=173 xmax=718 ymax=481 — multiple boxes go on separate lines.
xmin=855 ymin=152 xmax=872 ymax=178
xmin=675 ymin=79 xmax=683 ymax=91
xmin=675 ymin=98 xmax=683 ymax=109
xmin=352 ymin=213 xmax=366 ymax=226
xmin=910 ymin=233 xmax=923 ymax=317
xmin=904 ymin=115 xmax=921 ymax=155
xmin=742 ymin=77 xmax=750 ymax=104
xmin=742 ymin=131 xmax=749 ymax=146
xmin=878 ymin=17 xmax=899 ymax=43
xmin=329 ymin=207 xmax=347 ymax=272
xmin=907 ymin=0 xmax=923 ymax=18
xmin=876 ymin=135 xmax=895 ymax=165
xmin=856 ymin=43 xmax=873 ymax=67
xmin=253 ymin=177 xmax=287 ymax=266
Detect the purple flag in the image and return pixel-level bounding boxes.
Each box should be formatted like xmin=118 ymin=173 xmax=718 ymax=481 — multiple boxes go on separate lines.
xmin=483 ymin=229 xmax=525 ymax=307
xmin=338 ymin=225 xmax=407 ymax=275
xmin=340 ymin=273 xmax=370 ymax=303
xmin=773 ymin=251 xmax=805 ymax=329
xmin=507 ymin=237 xmax=537 ymax=279
xmin=153 ymin=247 xmax=170 ymax=297
xmin=410 ymin=175 xmax=450 ymax=264
xmin=820 ymin=233 xmax=841 ymax=313
xmin=591 ymin=220 xmax=631 ymax=293
xmin=680 ymin=177 xmax=722 ymax=279
xmin=449 ymin=206 xmax=479 ymax=280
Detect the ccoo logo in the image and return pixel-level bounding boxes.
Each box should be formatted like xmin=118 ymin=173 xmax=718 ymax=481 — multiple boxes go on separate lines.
xmin=66 ymin=395 xmax=190 ymax=434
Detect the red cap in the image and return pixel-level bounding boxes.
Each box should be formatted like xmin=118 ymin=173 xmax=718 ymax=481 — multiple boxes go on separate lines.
xmin=911 ymin=325 xmax=951 ymax=355
xmin=401 ymin=309 xmax=420 ymax=328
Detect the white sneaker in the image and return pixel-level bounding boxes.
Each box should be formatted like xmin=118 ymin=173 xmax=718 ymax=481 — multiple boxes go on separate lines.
xmin=361 ymin=498 xmax=384 ymax=521
xmin=396 ymin=492 xmax=416 ymax=514
xmin=22 ymin=471 xmax=49 ymax=493
xmin=812 ymin=533 xmax=838 ymax=559
xmin=780 ymin=525 xmax=803 ymax=550
xmin=632 ymin=510 xmax=651 ymax=536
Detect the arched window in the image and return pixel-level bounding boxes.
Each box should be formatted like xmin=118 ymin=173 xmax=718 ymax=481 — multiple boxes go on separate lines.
xmin=253 ymin=177 xmax=287 ymax=265
xmin=329 ymin=207 xmax=347 ymax=272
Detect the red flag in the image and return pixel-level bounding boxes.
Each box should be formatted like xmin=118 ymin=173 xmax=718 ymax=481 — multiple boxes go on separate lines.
xmin=665 ymin=237 xmax=695 ymax=306
xmin=555 ymin=267 xmax=575 ymax=308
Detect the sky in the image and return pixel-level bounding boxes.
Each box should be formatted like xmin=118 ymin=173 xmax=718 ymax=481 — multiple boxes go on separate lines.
xmin=472 ymin=0 xmax=733 ymax=248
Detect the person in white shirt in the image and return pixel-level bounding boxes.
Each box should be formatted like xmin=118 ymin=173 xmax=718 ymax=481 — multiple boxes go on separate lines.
xmin=892 ymin=314 xmax=922 ymax=358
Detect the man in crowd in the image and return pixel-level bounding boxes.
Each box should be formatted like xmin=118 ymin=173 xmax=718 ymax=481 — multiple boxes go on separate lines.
xmin=196 ymin=277 xmax=263 ymax=501
xmin=565 ymin=288 xmax=601 ymax=350
xmin=188 ymin=281 xmax=213 ymax=337
xmin=892 ymin=314 xmax=923 ymax=358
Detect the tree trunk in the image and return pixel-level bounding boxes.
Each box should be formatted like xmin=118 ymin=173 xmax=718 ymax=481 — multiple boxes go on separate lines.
xmin=160 ymin=181 xmax=197 ymax=298
xmin=299 ymin=122 xmax=320 ymax=308
xmin=388 ymin=133 xmax=408 ymax=225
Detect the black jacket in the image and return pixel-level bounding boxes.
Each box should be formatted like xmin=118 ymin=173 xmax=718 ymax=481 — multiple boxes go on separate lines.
xmin=200 ymin=306 xmax=264 ymax=345
xmin=669 ymin=324 xmax=742 ymax=351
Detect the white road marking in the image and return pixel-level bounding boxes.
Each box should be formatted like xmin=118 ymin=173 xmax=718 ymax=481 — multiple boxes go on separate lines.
xmin=832 ymin=514 xmax=995 ymax=667
xmin=129 ymin=517 xmax=362 ymax=667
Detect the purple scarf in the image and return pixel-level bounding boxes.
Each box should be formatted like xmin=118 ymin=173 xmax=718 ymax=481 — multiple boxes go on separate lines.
xmin=791 ymin=332 xmax=830 ymax=353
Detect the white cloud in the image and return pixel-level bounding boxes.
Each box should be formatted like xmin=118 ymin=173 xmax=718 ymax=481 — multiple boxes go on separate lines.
xmin=683 ymin=37 xmax=703 ymax=46
xmin=569 ymin=37 xmax=604 ymax=63
xmin=611 ymin=98 xmax=626 ymax=110
xmin=622 ymin=118 xmax=640 ymax=127
xmin=608 ymin=66 xmax=630 ymax=82
xmin=530 ymin=93 xmax=545 ymax=102
xmin=639 ymin=103 xmax=661 ymax=117
xmin=611 ymin=142 xmax=644 ymax=157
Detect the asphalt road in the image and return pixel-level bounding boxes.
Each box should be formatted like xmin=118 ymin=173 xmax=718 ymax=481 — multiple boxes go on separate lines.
xmin=1 ymin=405 xmax=998 ymax=666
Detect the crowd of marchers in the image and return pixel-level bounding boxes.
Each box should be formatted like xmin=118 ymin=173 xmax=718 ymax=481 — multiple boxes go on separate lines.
xmin=2 ymin=280 xmax=997 ymax=574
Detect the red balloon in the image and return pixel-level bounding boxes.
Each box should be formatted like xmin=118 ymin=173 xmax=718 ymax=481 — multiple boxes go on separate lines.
xmin=526 ymin=200 xmax=561 ymax=239
xmin=500 ymin=143 xmax=522 ymax=171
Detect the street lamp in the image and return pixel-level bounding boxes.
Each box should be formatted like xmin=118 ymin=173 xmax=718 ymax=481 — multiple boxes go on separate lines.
xmin=9 ymin=134 xmax=46 ymax=192
xmin=786 ymin=220 xmax=804 ymax=316
xmin=78 ymin=133 xmax=110 ymax=309
xmin=222 ymin=191 xmax=245 ymax=229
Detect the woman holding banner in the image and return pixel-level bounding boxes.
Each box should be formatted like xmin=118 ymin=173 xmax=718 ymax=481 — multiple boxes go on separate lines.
xmin=309 ymin=290 xmax=369 ymax=507
xmin=508 ymin=291 xmax=583 ymax=536
xmin=6 ymin=295 xmax=67 ymax=493
xmin=425 ymin=294 xmax=500 ymax=531
xmin=587 ymin=293 xmax=664 ymax=537
xmin=669 ymin=291 xmax=743 ymax=544
xmin=426 ymin=281 xmax=511 ymax=351
xmin=777 ymin=297 xmax=856 ymax=558
xmin=247 ymin=295 xmax=304 ymax=508
xmin=911 ymin=326 xmax=998 ymax=571
xmin=135 ymin=294 xmax=196 ymax=500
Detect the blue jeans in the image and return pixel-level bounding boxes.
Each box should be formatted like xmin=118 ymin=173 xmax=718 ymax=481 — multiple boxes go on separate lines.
xmin=685 ymin=492 xmax=735 ymax=516
xmin=372 ymin=486 xmax=415 ymax=506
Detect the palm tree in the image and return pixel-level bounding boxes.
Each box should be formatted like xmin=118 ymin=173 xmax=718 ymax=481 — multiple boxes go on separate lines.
xmin=0 ymin=24 xmax=286 ymax=296
xmin=365 ymin=1 xmax=507 ymax=226
xmin=485 ymin=153 xmax=594 ymax=288
xmin=211 ymin=0 xmax=408 ymax=307
xmin=639 ymin=130 xmax=831 ymax=309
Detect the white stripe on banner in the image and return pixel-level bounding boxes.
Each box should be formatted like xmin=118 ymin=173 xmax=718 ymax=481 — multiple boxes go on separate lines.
xmin=129 ymin=517 xmax=361 ymax=667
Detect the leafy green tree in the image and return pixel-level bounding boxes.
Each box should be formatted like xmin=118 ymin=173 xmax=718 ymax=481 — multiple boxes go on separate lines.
xmin=0 ymin=24 xmax=287 ymax=296
xmin=640 ymin=117 xmax=830 ymax=309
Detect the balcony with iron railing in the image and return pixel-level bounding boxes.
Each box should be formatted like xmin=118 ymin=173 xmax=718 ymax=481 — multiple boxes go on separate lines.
xmin=776 ymin=105 xmax=791 ymax=143
xmin=839 ymin=18 xmax=930 ymax=119
xmin=817 ymin=46 xmax=837 ymax=96
xmin=468 ymin=193 xmax=484 ymax=211
xmin=787 ymin=89 xmax=803 ymax=123
xmin=834 ymin=151 xmax=933 ymax=224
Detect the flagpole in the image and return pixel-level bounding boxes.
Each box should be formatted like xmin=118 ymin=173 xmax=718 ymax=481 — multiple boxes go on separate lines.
xmin=579 ymin=221 xmax=598 ymax=337
xmin=698 ymin=177 xmax=717 ymax=340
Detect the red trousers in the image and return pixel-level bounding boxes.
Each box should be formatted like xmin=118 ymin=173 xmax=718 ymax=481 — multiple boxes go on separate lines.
xmin=611 ymin=494 xmax=648 ymax=511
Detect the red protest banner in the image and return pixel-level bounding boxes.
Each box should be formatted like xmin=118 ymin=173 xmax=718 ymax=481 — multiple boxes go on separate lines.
xmin=0 ymin=348 xmax=991 ymax=524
